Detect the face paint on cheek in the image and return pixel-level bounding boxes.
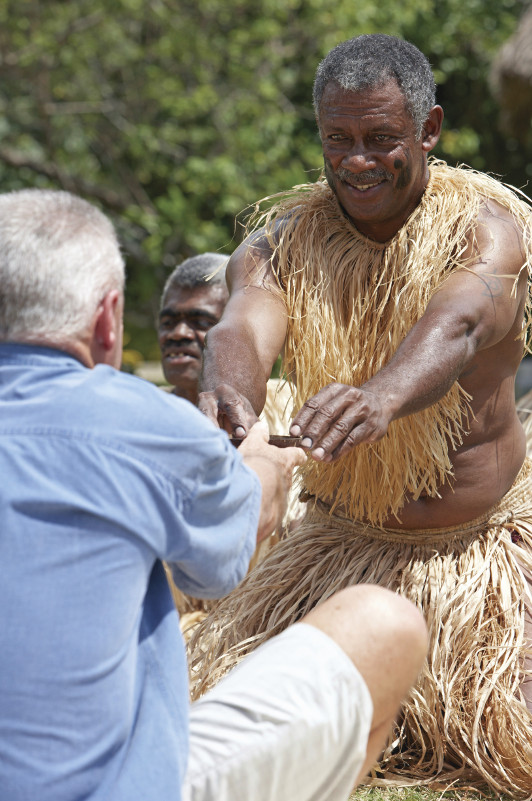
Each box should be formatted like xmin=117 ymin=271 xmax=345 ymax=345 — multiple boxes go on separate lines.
xmin=394 ymin=156 xmax=412 ymax=190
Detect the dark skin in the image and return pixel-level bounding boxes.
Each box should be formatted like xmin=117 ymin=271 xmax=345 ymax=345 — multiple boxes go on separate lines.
xmin=198 ymin=80 xmax=531 ymax=702
xmin=199 ymin=79 xmax=528 ymax=525
xmin=158 ymin=284 xmax=228 ymax=405
xmin=319 ymin=81 xmax=436 ymax=243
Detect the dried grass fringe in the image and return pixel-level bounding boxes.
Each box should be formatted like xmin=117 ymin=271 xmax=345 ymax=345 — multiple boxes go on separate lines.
xmin=188 ymin=459 xmax=532 ymax=798
xmin=244 ymin=159 xmax=532 ymax=525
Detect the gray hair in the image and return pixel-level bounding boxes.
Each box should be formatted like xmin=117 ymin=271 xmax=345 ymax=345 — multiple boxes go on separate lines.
xmin=0 ymin=188 xmax=125 ymax=343
xmin=161 ymin=252 xmax=228 ymax=308
xmin=313 ymin=34 xmax=436 ymax=138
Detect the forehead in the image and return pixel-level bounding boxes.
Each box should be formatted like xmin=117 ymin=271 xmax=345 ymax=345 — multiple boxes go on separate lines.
xmin=318 ymin=80 xmax=412 ymax=129
xmin=161 ymin=284 xmax=228 ymax=314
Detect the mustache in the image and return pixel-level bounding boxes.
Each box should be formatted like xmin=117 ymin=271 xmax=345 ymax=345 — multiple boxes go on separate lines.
xmin=334 ymin=167 xmax=393 ymax=185
xmin=163 ymin=338 xmax=202 ymax=353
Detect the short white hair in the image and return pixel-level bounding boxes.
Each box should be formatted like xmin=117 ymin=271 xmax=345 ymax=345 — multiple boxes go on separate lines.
xmin=0 ymin=188 xmax=125 ymax=344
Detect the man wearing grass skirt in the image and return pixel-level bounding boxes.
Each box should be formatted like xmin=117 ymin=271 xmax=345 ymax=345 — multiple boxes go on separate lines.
xmin=193 ymin=33 xmax=532 ymax=797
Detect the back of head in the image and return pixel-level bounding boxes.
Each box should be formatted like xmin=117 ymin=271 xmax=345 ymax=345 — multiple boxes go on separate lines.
xmin=0 ymin=189 xmax=125 ymax=345
xmin=161 ymin=252 xmax=229 ymax=308
xmin=313 ymin=34 xmax=436 ymax=137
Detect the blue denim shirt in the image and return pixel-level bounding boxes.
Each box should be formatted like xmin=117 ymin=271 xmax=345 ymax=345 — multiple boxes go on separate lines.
xmin=0 ymin=343 xmax=259 ymax=801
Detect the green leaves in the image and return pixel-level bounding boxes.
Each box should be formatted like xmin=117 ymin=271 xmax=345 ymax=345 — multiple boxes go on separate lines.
xmin=0 ymin=0 xmax=529 ymax=358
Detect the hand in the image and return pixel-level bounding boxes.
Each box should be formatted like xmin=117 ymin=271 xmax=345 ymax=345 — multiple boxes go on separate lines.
xmin=239 ymin=421 xmax=307 ymax=541
xmin=289 ymin=382 xmax=390 ymax=462
xmin=239 ymin=420 xmax=307 ymax=486
xmin=198 ymin=384 xmax=259 ymax=437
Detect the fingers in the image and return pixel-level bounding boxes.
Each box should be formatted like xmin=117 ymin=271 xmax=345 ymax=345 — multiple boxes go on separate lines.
xmin=239 ymin=420 xmax=270 ymax=450
xmin=240 ymin=427 xmax=306 ymax=490
xmin=241 ymin=422 xmax=306 ymax=468
xmin=290 ymin=383 xmax=354 ymax=453
xmin=247 ymin=420 xmax=270 ymax=440
xmin=317 ymin=419 xmax=377 ymax=461
xmin=197 ymin=391 xmax=221 ymax=426
xmin=266 ymin=444 xmax=307 ymax=491
xmin=281 ymin=444 xmax=307 ymax=471
xmin=290 ymin=384 xmax=343 ymax=440
xmin=289 ymin=383 xmax=387 ymax=461
xmin=198 ymin=385 xmax=258 ymax=437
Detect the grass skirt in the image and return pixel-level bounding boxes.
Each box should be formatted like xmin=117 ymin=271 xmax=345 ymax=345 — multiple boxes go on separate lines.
xmin=188 ymin=460 xmax=532 ymax=797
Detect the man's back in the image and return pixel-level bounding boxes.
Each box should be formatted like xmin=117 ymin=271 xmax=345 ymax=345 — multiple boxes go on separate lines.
xmin=0 ymin=343 xmax=258 ymax=801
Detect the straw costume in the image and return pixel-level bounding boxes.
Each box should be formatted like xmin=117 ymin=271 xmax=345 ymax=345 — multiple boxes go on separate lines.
xmin=187 ymin=160 xmax=532 ymax=796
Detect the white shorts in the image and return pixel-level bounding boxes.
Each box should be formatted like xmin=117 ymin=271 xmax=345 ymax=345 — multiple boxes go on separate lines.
xmin=183 ymin=622 xmax=373 ymax=801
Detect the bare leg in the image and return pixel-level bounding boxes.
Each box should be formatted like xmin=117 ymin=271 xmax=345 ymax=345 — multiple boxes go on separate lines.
xmin=301 ymin=585 xmax=428 ymax=783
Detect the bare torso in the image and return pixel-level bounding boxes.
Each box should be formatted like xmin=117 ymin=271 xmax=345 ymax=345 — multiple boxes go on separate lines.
xmin=200 ymin=198 xmax=530 ymax=533
xmin=296 ymin=198 xmax=531 ymax=531
xmin=362 ymin=304 xmax=532 ymax=711
xmin=381 ymin=317 xmax=527 ymax=529
xmin=198 ymin=161 xmax=532 ymax=712
xmin=199 ymin=191 xmax=532 ymax=708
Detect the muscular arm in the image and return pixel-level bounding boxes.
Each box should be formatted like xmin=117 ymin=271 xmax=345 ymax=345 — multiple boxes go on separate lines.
xmin=198 ymin=236 xmax=288 ymax=435
xmin=291 ymin=202 xmax=530 ymax=461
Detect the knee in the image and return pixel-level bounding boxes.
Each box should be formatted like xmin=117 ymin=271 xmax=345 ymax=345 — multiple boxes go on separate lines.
xmin=350 ymin=584 xmax=427 ymax=652
xmin=377 ymin=586 xmax=427 ymax=669
xmin=302 ymin=584 xmax=428 ymax=685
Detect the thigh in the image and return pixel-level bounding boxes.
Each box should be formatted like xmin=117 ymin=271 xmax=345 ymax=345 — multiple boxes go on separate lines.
xmin=183 ymin=623 xmax=372 ymax=801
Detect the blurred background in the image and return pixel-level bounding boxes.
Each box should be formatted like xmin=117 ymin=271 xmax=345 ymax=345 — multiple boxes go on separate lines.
xmin=1 ymin=0 xmax=532 ymax=390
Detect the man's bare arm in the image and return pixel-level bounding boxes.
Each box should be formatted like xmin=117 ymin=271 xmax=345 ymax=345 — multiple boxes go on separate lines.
xmin=198 ymin=237 xmax=288 ymax=436
xmin=290 ymin=203 xmax=529 ymax=461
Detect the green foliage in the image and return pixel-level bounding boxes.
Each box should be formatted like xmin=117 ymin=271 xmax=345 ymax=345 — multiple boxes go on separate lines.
xmin=0 ymin=0 xmax=529 ymax=357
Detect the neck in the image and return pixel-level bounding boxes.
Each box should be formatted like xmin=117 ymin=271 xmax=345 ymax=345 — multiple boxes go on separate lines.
xmin=172 ymin=386 xmax=198 ymax=406
xmin=13 ymin=336 xmax=93 ymax=367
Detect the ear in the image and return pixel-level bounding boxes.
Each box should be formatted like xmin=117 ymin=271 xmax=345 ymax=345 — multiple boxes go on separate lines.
xmin=421 ymin=105 xmax=443 ymax=153
xmin=91 ymin=289 xmax=122 ymax=366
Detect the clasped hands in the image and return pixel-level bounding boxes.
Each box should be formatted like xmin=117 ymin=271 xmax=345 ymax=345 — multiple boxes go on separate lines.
xmin=198 ymin=382 xmax=389 ymax=462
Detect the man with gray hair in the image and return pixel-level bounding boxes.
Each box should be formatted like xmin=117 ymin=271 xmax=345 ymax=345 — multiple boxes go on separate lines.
xmin=0 ymin=188 xmax=125 ymax=357
xmin=194 ymin=33 xmax=532 ymax=795
xmin=0 ymin=188 xmax=428 ymax=801
xmin=158 ymin=253 xmax=229 ymax=404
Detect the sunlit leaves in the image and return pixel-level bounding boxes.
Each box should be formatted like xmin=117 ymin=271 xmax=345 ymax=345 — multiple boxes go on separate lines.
xmin=0 ymin=0 xmax=529 ymax=357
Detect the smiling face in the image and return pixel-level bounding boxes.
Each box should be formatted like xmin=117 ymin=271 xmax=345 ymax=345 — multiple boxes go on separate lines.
xmin=158 ymin=283 xmax=228 ymax=404
xmin=318 ymin=79 xmax=442 ymax=242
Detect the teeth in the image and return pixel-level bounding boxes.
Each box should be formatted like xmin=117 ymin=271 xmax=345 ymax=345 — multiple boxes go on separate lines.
xmin=353 ymin=182 xmax=379 ymax=191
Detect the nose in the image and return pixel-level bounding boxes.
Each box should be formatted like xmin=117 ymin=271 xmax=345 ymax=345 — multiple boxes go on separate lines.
xmin=341 ymin=142 xmax=376 ymax=172
xmin=170 ymin=319 xmax=196 ymax=339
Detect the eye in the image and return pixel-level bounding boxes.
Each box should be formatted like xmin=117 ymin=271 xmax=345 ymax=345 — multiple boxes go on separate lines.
xmin=195 ymin=317 xmax=216 ymax=331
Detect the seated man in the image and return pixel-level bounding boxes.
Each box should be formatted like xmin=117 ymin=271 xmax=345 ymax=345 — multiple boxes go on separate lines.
xmin=0 ymin=187 xmax=427 ymax=801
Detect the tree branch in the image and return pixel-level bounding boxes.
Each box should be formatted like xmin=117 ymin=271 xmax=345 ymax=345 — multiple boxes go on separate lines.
xmin=0 ymin=147 xmax=130 ymax=211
